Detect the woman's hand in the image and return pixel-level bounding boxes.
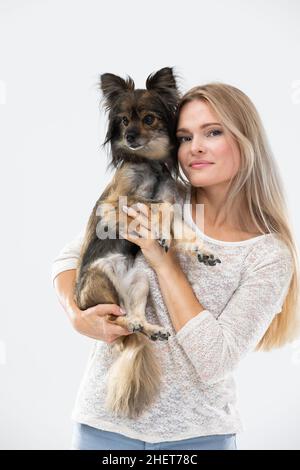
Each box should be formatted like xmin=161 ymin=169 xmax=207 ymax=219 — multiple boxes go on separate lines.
xmin=121 ymin=203 xmax=177 ymax=272
xmin=73 ymin=304 xmax=132 ymax=343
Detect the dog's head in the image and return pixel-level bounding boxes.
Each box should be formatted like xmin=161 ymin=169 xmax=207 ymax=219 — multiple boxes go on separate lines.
xmin=99 ymin=67 xmax=181 ymax=173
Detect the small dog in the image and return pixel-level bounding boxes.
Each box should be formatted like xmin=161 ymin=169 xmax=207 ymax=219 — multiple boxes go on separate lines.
xmin=74 ymin=67 xmax=221 ymax=418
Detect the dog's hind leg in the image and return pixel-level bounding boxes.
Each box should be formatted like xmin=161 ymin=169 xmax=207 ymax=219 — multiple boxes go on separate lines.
xmin=120 ymin=267 xmax=171 ymax=341
xmin=91 ymin=254 xmax=170 ymax=341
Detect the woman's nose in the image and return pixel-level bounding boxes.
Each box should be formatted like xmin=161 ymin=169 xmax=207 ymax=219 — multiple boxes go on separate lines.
xmin=190 ymin=136 xmax=205 ymax=154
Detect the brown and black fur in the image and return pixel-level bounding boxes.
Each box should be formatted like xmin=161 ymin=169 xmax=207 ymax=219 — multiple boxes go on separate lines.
xmin=74 ymin=67 xmax=221 ymax=419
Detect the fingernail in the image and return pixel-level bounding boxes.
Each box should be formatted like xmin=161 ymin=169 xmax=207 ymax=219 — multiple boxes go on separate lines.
xmin=120 ymin=308 xmax=127 ymax=315
xmin=122 ymin=206 xmax=128 ymax=213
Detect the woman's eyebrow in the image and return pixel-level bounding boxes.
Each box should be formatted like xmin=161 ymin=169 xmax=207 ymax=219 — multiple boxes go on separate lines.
xmin=176 ymin=122 xmax=222 ymax=133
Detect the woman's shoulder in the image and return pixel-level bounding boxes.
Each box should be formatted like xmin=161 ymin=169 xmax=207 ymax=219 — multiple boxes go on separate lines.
xmin=249 ymin=232 xmax=291 ymax=255
xmin=243 ymin=233 xmax=293 ymax=275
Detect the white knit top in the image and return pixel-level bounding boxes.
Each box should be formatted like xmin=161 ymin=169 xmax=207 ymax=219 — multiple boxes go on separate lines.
xmin=51 ymin=186 xmax=294 ymax=443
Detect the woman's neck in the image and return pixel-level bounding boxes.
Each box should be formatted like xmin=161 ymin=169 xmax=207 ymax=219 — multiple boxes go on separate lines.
xmin=193 ymin=186 xmax=259 ymax=235
xmin=194 ymin=186 xmax=236 ymax=229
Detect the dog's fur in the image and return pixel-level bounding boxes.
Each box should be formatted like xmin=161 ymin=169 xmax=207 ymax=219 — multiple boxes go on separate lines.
xmin=74 ymin=67 xmax=220 ymax=418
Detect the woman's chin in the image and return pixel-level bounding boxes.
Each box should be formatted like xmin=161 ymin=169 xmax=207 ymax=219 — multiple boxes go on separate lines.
xmin=189 ymin=175 xmax=212 ymax=187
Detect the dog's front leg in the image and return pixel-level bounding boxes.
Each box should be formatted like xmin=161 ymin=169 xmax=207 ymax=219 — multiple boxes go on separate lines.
xmin=171 ymin=214 xmax=221 ymax=266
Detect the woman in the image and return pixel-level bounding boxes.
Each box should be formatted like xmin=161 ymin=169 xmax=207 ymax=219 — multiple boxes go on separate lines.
xmin=52 ymin=83 xmax=299 ymax=450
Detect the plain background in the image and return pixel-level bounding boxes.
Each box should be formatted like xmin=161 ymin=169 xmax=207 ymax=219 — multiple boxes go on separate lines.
xmin=0 ymin=0 xmax=299 ymax=450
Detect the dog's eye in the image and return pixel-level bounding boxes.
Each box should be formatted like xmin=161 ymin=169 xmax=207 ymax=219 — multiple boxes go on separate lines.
xmin=122 ymin=117 xmax=129 ymax=126
xmin=143 ymin=115 xmax=155 ymax=125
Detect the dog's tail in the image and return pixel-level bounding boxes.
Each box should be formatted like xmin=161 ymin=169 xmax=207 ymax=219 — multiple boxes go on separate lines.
xmin=105 ymin=333 xmax=161 ymax=418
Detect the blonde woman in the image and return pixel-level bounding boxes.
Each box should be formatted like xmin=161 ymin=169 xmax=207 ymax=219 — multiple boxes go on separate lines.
xmin=52 ymin=83 xmax=299 ymax=450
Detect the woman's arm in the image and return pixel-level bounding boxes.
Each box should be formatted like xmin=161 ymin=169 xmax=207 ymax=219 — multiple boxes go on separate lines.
xmin=53 ymin=269 xmax=80 ymax=325
xmin=155 ymin=256 xmax=206 ymax=333
xmin=52 ymin=229 xmax=84 ymax=324
xmin=51 ymin=229 xmax=85 ymax=287
xmin=108 ymin=203 xmax=294 ymax=381
xmin=52 ymin=231 xmax=131 ymax=342
xmin=155 ymin=242 xmax=294 ymax=384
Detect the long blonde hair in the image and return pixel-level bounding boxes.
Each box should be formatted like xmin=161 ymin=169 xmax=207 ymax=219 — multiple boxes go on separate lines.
xmin=174 ymin=83 xmax=300 ymax=351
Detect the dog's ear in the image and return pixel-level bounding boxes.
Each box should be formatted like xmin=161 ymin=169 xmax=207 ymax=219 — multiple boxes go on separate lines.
xmin=99 ymin=73 xmax=135 ymax=110
xmin=146 ymin=67 xmax=180 ymax=109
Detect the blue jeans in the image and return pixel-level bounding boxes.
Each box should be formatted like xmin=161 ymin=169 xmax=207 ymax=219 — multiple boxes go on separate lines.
xmin=71 ymin=422 xmax=237 ymax=450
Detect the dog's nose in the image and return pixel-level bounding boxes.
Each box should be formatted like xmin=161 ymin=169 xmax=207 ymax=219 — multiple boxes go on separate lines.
xmin=126 ymin=132 xmax=137 ymax=144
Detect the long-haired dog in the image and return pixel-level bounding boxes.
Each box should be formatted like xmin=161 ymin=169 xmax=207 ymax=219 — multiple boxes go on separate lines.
xmin=74 ymin=67 xmax=221 ymax=419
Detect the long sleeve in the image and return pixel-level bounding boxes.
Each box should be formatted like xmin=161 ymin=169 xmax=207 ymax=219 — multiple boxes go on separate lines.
xmin=175 ymin=238 xmax=294 ymax=385
xmin=51 ymin=229 xmax=84 ymax=286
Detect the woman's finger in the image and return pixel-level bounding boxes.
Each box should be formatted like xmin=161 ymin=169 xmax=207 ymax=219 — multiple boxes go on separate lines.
xmin=122 ymin=205 xmax=150 ymax=229
xmin=135 ymin=202 xmax=149 ymax=216
xmin=123 ymin=205 xmax=159 ymax=241
xmin=120 ymin=230 xmax=142 ymax=246
xmin=136 ymin=203 xmax=161 ymax=238
xmin=106 ymin=318 xmax=132 ymax=335
xmin=111 ymin=325 xmax=132 ymax=336
xmin=83 ymin=304 xmax=121 ymax=318
xmin=129 ymin=224 xmax=152 ymax=242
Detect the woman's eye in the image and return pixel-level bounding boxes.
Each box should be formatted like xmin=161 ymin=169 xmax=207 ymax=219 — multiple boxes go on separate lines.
xmin=207 ymin=129 xmax=222 ymax=137
xmin=143 ymin=115 xmax=155 ymax=125
xmin=177 ymin=136 xmax=191 ymax=143
xmin=122 ymin=116 xmax=129 ymax=126
xmin=177 ymin=130 xmax=222 ymax=143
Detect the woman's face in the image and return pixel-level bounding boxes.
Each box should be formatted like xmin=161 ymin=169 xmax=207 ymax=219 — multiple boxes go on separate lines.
xmin=176 ymin=100 xmax=241 ymax=189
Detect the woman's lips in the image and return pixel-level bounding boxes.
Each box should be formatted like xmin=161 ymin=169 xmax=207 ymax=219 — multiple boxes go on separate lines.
xmin=191 ymin=162 xmax=214 ymax=169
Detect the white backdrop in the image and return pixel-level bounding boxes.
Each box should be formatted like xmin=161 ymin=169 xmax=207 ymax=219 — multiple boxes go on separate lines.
xmin=0 ymin=0 xmax=299 ymax=450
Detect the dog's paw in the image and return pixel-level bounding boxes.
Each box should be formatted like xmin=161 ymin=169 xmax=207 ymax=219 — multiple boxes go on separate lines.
xmin=150 ymin=328 xmax=171 ymax=342
xmin=197 ymin=253 xmax=221 ymax=266
xmin=128 ymin=321 xmax=144 ymax=333
xmin=158 ymin=238 xmax=171 ymax=253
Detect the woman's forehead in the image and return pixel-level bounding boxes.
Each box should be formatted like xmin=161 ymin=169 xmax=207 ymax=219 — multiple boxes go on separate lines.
xmin=177 ymin=100 xmax=219 ymax=131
